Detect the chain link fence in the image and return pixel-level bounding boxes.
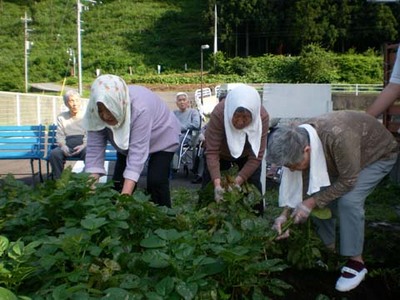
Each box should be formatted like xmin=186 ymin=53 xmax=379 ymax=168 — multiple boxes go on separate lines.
xmin=0 ymin=92 xmax=88 ymax=126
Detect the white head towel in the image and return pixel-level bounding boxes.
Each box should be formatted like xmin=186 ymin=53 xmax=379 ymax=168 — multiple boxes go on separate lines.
xmin=278 ymin=124 xmax=331 ymax=208
xmin=223 ymin=84 xmax=262 ymax=158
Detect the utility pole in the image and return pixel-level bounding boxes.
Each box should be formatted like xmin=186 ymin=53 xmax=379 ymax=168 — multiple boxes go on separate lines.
xmin=21 ymin=11 xmax=32 ymax=93
xmin=77 ymin=0 xmax=83 ymax=94
xmin=77 ymin=0 xmax=98 ymax=95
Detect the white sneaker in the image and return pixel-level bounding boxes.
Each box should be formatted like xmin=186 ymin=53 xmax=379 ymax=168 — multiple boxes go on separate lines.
xmin=335 ymin=265 xmax=368 ymax=292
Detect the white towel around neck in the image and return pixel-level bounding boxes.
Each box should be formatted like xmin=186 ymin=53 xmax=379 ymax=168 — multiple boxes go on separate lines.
xmin=278 ymin=124 xmax=331 ymax=208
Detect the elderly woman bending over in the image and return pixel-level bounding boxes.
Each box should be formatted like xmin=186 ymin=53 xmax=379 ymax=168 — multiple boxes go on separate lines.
xmin=202 ymin=84 xmax=269 ymax=214
xmin=84 ymin=74 xmax=180 ymax=207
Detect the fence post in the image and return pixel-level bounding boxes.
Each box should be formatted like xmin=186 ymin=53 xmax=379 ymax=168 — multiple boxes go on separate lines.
xmin=16 ymin=93 xmax=21 ymax=125
xmin=52 ymin=97 xmax=57 ymax=124
xmin=36 ymin=95 xmax=41 ymax=125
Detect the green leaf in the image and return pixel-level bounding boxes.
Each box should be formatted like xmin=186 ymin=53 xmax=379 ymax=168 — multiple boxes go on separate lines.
xmin=0 ymin=263 xmax=12 ymax=275
xmin=119 ymin=274 xmax=141 ymax=289
xmin=103 ymin=287 xmax=132 ymax=299
xmin=142 ymin=249 xmax=170 ymax=268
xmin=108 ymin=208 xmax=130 ymax=220
xmin=8 ymin=241 xmax=23 ymax=260
xmin=88 ymin=245 xmax=103 ymax=257
xmin=140 ymin=235 xmax=167 ymax=248
xmin=80 ymin=215 xmax=108 ymax=230
xmin=0 ymin=287 xmax=18 ymax=300
xmin=114 ymin=220 xmax=129 ymax=229
xmin=155 ymin=228 xmax=184 ymax=241
xmin=155 ymin=276 xmax=175 ymax=296
xmin=176 ymin=281 xmax=198 ymax=300
xmin=311 ymin=207 xmax=332 ymax=219
xmin=0 ymin=236 xmax=9 ymax=256
xmin=174 ymin=243 xmax=195 ymax=260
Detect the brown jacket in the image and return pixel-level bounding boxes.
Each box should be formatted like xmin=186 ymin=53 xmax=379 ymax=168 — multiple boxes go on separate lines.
xmin=304 ymin=111 xmax=398 ymax=207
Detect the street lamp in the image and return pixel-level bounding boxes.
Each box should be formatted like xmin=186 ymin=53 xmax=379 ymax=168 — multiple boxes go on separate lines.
xmin=200 ymin=44 xmax=210 ymax=105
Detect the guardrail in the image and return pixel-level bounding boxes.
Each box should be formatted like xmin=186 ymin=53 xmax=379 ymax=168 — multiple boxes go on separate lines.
xmin=331 ymin=83 xmax=383 ymax=95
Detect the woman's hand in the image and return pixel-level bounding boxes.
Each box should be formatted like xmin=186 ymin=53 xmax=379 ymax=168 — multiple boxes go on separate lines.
xmin=291 ymin=198 xmax=316 ymax=224
xmin=89 ymin=173 xmax=100 ymax=191
xmin=272 ymin=215 xmax=290 ymax=240
xmin=121 ymin=179 xmax=136 ymax=195
xmin=214 ymin=185 xmax=225 ymax=202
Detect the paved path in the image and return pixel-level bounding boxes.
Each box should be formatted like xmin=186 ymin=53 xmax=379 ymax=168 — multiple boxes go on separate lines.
xmin=0 ymin=88 xmax=215 ymax=191
xmin=0 ymin=159 xmax=200 ymax=191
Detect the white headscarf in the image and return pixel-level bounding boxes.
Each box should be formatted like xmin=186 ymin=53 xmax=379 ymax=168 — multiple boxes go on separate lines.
xmin=84 ymin=74 xmax=131 ymax=150
xmin=223 ymin=84 xmax=262 ymax=158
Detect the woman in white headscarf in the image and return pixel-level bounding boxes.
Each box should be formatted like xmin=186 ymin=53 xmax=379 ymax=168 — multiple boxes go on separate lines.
xmin=84 ymin=74 xmax=181 ymax=207
xmin=203 ymin=84 xmax=269 ymax=214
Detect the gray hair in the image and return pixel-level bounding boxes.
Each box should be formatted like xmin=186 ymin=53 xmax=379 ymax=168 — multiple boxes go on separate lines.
xmin=267 ymin=125 xmax=309 ymax=166
xmin=63 ymin=90 xmax=80 ymax=106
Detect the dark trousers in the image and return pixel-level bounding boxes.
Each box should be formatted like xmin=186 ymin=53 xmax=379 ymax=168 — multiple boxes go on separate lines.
xmin=112 ymin=151 xmax=174 ymax=207
xmin=202 ymin=155 xmax=264 ymax=214
xmin=49 ymin=147 xmax=86 ymax=179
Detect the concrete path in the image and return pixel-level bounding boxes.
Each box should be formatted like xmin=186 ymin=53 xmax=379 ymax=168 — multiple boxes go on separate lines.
xmin=0 ymin=158 xmax=199 ymax=191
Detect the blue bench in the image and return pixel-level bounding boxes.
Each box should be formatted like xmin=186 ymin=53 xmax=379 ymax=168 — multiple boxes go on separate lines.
xmin=46 ymin=124 xmax=117 ymax=178
xmin=0 ymin=125 xmax=46 ymax=183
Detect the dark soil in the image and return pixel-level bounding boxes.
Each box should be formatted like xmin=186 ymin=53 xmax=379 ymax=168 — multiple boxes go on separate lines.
xmin=280 ymin=268 xmax=400 ymax=300
xmin=264 ymin=178 xmax=400 ymax=300
xmin=274 ymin=224 xmax=400 ymax=300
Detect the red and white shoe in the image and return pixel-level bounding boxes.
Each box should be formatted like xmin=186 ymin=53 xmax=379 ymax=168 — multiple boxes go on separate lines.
xmin=335 ymin=260 xmax=367 ymax=292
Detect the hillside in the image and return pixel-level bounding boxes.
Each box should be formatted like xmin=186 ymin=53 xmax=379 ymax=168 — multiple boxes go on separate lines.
xmin=1 ymin=0 xmax=398 ymax=92
xmin=0 ymin=0 xmax=209 ymax=91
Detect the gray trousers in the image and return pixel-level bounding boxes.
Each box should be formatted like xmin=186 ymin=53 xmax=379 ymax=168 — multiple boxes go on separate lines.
xmin=313 ymin=156 xmax=397 ymax=257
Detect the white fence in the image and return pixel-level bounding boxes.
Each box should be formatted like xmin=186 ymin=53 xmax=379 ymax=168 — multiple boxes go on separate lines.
xmin=0 ymin=84 xmax=382 ymax=126
xmin=331 ymin=83 xmax=383 ymax=95
xmin=0 ymin=91 xmax=88 ymax=126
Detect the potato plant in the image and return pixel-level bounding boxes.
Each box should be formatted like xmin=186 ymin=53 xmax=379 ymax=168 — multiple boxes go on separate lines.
xmin=1 ymin=169 xmax=400 ymax=299
xmin=0 ymin=169 xmax=294 ymax=299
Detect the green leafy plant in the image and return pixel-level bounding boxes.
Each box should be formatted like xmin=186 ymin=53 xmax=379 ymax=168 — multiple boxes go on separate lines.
xmin=2 ymin=168 xmax=399 ymax=299
xmin=0 ymin=169 xmax=294 ymax=299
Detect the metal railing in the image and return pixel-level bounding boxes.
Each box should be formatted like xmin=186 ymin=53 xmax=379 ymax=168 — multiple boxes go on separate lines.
xmin=331 ymin=83 xmax=383 ymax=95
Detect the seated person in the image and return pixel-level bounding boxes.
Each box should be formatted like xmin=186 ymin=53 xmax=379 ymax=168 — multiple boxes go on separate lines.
xmin=49 ymin=90 xmax=86 ymax=179
xmin=172 ymin=92 xmax=201 ymax=170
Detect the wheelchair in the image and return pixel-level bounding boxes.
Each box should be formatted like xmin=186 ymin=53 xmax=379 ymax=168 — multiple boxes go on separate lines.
xmin=173 ymin=128 xmax=203 ymax=177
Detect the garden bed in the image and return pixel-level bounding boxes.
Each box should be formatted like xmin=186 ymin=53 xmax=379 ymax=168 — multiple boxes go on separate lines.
xmin=0 ymin=171 xmax=399 ymax=299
